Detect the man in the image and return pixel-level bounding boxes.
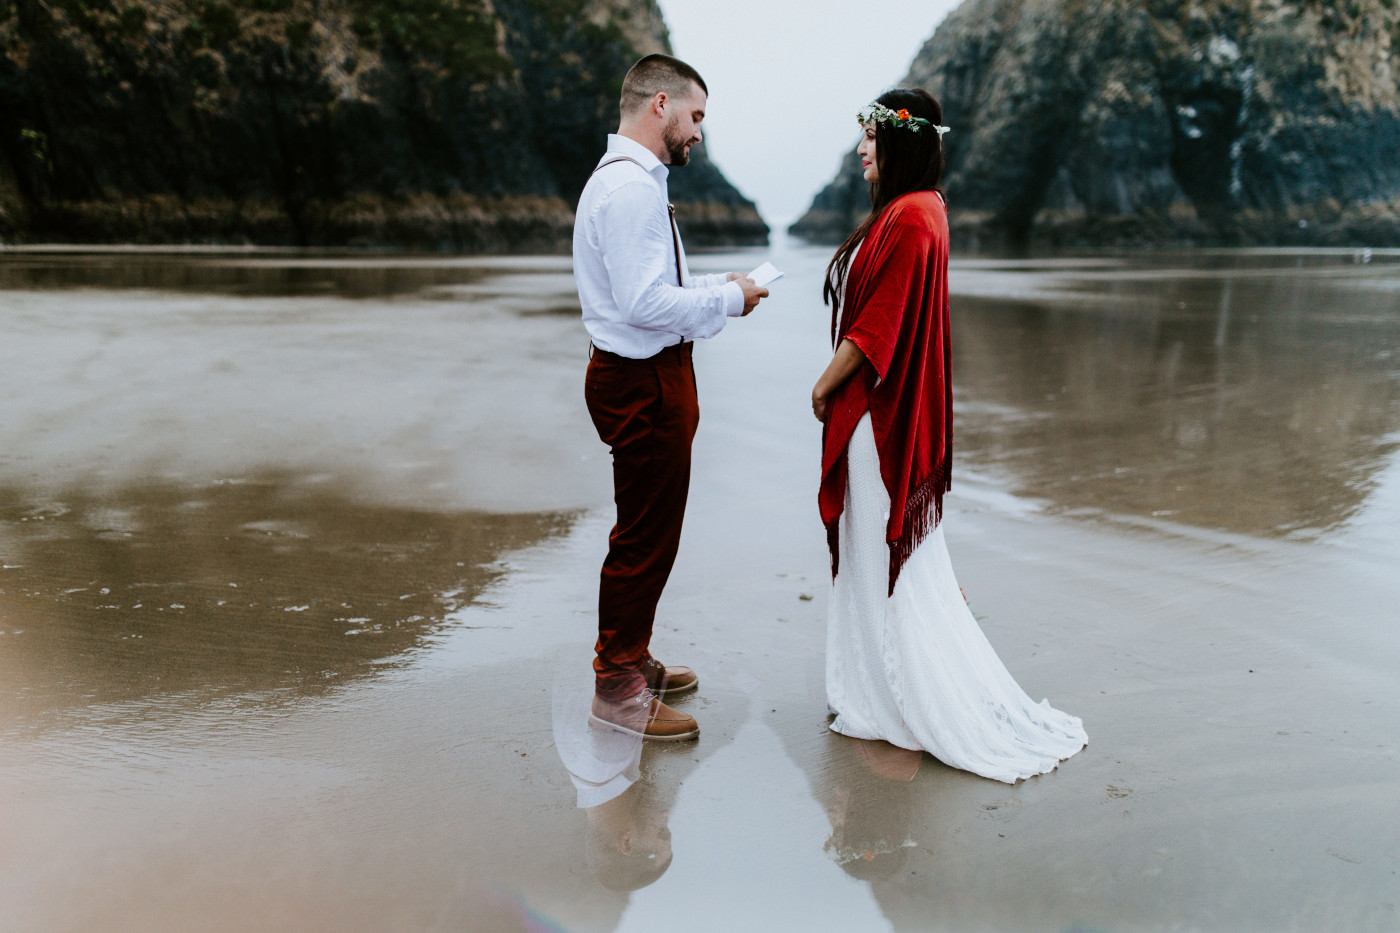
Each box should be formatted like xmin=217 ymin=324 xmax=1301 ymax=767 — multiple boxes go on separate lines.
xmin=574 ymin=53 xmax=767 ymax=741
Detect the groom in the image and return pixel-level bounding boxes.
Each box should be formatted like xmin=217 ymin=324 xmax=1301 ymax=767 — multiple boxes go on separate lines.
xmin=574 ymin=53 xmax=767 ymax=740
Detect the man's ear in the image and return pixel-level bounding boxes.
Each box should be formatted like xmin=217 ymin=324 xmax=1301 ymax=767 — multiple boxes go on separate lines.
xmin=651 ymin=92 xmax=668 ymax=118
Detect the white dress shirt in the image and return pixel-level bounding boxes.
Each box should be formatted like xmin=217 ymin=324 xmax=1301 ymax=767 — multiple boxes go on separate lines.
xmin=573 ymin=134 xmax=745 ymax=359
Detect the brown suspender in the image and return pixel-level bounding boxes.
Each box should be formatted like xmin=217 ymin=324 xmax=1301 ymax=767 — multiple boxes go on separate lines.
xmin=589 ymin=156 xmax=684 ymax=287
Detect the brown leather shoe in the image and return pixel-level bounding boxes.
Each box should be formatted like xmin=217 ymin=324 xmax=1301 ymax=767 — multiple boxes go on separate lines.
xmin=641 ymin=657 xmax=698 ymax=697
xmin=590 ymin=689 xmax=699 ymax=741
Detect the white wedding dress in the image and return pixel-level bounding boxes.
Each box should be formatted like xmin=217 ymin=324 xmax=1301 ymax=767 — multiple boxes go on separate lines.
xmin=826 ymin=413 xmax=1087 ymax=783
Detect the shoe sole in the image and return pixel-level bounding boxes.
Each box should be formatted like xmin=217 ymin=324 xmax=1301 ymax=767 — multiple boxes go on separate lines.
xmin=656 ymin=679 xmax=699 ymax=698
xmin=588 ymin=713 xmax=699 ymax=742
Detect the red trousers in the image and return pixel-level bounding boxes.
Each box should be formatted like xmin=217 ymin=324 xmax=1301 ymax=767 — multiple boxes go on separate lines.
xmin=584 ymin=342 xmax=699 ymax=700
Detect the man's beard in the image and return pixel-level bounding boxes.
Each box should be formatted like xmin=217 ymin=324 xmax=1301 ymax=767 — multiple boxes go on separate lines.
xmin=663 ymin=117 xmax=691 ymax=166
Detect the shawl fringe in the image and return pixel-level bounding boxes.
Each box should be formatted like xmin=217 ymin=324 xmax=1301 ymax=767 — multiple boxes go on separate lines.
xmin=827 ymin=455 xmax=953 ymax=598
xmin=886 ymin=459 xmax=951 ymax=597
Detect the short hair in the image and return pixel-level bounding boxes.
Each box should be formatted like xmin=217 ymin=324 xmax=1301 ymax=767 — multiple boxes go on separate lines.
xmin=620 ymin=54 xmax=708 ymax=115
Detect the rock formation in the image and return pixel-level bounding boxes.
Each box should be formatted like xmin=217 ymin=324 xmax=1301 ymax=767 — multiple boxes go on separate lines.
xmin=792 ymin=0 xmax=1400 ymax=246
xmin=0 ymin=0 xmax=767 ymax=248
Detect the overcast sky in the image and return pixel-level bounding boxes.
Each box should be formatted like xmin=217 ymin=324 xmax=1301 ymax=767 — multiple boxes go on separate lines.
xmin=655 ymin=0 xmax=962 ymax=230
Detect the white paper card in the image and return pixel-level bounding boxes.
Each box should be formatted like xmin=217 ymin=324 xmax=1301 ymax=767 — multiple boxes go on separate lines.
xmin=747 ymin=262 xmax=785 ymax=288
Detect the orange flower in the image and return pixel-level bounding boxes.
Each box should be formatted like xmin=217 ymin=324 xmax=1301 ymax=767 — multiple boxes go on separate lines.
xmin=896 ymin=108 xmax=911 ymax=121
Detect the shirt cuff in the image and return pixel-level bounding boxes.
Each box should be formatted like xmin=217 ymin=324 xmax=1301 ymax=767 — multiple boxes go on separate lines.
xmin=690 ymin=271 xmax=729 ymax=289
xmin=721 ymin=280 xmax=745 ymax=317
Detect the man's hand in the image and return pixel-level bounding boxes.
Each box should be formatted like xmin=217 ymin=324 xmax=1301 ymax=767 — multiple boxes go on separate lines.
xmin=733 ymin=275 xmax=768 ymax=316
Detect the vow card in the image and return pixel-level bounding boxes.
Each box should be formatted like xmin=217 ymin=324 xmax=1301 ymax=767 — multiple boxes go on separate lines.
xmin=747 ymin=262 xmax=785 ymax=288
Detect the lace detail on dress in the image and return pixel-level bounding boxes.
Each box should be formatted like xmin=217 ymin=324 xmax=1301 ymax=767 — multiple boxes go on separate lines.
xmin=826 ymin=414 xmax=1087 ymax=783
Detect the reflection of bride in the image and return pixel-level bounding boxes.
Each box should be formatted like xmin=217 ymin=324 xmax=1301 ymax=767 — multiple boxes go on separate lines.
xmin=812 ymin=88 xmax=1087 ymax=784
xmin=823 ymin=737 xmax=922 ymax=882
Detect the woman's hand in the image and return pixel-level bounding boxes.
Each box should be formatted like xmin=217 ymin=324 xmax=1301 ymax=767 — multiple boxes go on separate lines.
xmin=812 ymin=339 xmax=869 ymax=423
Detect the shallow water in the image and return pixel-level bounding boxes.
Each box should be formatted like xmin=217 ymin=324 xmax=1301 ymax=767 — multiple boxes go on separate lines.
xmin=1 ymin=243 xmax=1396 ymax=931
xmin=949 ymin=248 xmax=1400 ymax=539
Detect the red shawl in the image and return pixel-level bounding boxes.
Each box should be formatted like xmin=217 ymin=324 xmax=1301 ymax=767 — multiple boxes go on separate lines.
xmin=820 ymin=190 xmax=951 ymax=596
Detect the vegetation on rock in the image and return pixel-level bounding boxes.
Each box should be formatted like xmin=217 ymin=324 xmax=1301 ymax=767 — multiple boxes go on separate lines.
xmin=0 ymin=0 xmax=767 ymax=248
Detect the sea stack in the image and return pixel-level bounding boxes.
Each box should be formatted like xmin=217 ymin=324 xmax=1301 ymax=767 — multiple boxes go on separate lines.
xmin=0 ymin=0 xmax=767 ymax=248
xmin=792 ymin=0 xmax=1400 ymax=247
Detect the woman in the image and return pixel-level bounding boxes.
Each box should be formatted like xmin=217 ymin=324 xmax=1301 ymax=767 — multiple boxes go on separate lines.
xmin=811 ymin=88 xmax=1087 ymax=783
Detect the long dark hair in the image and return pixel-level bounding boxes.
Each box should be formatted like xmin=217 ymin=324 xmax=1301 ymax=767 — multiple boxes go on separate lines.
xmin=823 ymin=87 xmax=945 ymax=337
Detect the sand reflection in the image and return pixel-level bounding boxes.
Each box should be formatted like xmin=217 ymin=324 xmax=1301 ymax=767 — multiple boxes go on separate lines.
xmin=0 ymin=477 xmax=574 ymax=731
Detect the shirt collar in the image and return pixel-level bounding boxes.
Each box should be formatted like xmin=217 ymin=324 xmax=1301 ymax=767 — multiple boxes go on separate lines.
xmin=606 ymin=134 xmax=668 ymax=181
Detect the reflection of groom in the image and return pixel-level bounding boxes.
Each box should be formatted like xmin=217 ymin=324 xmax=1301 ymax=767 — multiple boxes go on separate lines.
xmin=574 ymin=53 xmax=767 ymax=740
xmin=584 ymin=776 xmax=674 ymax=891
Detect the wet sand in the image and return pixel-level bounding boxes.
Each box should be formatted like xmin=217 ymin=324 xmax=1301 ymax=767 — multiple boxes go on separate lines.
xmin=1 ymin=243 xmax=1398 ymax=931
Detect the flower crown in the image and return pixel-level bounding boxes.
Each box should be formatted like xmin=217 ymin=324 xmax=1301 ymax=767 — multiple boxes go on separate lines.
xmin=857 ymin=101 xmax=950 ymax=136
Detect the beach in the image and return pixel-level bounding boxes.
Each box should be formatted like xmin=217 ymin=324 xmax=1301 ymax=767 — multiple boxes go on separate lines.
xmin=1 ymin=242 xmax=1397 ymax=932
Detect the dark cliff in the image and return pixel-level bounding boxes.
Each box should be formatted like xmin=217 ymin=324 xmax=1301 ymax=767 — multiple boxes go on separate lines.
xmin=0 ymin=0 xmax=767 ymax=248
xmin=792 ymin=0 xmax=1400 ymax=247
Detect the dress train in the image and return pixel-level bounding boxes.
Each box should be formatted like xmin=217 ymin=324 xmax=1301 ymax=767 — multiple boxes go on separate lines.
xmin=826 ymin=415 xmax=1087 ymax=783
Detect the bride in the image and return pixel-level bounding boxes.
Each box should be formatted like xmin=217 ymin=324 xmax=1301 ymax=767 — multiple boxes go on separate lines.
xmin=810 ymin=88 xmax=1087 ymax=783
